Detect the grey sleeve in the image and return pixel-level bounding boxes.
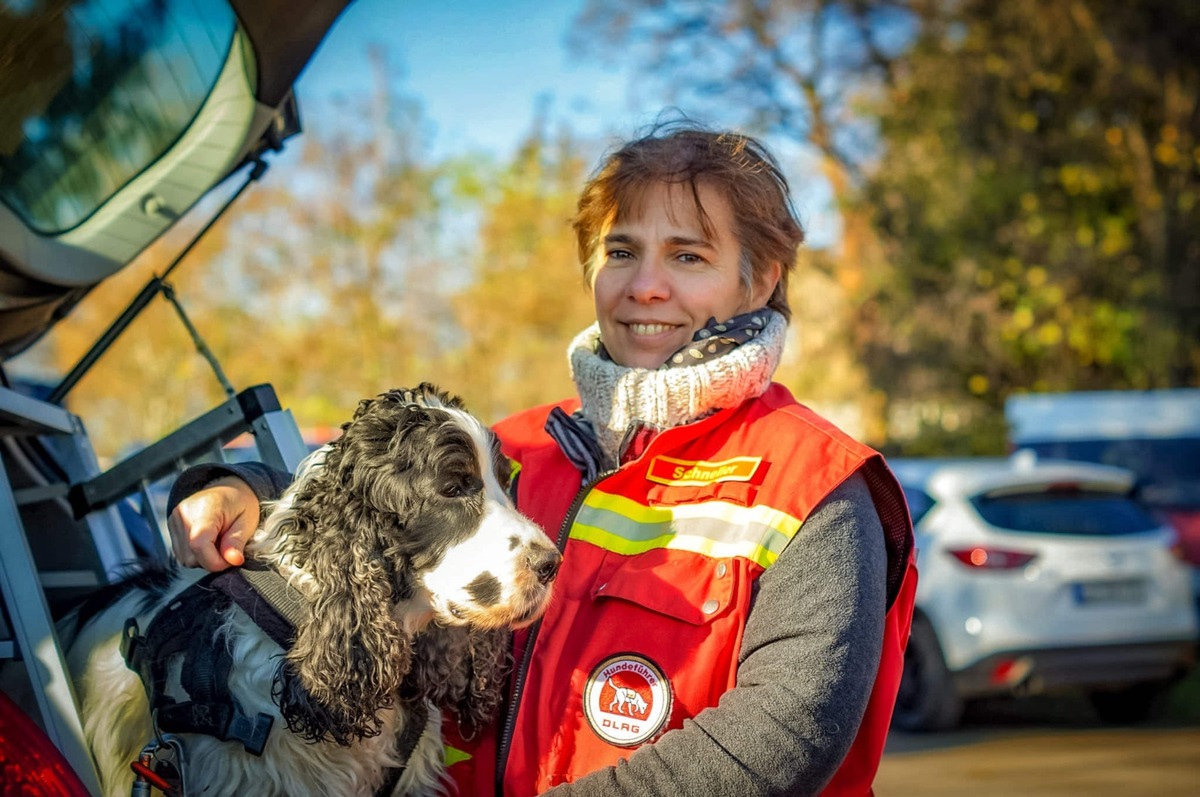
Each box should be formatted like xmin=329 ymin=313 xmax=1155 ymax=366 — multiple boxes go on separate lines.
xmin=544 ymin=472 xmax=888 ymax=797
xmin=165 ymin=461 xmax=292 ymax=516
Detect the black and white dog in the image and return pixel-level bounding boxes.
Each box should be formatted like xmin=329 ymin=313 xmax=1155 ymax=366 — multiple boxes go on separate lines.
xmin=64 ymin=385 xmax=560 ymax=797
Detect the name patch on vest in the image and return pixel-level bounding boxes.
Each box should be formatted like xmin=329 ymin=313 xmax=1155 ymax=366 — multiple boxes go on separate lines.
xmin=583 ymin=653 xmax=672 ymax=747
xmin=646 ymin=455 xmax=761 ymax=487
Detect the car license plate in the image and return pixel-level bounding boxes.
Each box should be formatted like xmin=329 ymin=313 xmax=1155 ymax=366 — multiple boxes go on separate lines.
xmin=1071 ymin=579 xmax=1147 ymax=605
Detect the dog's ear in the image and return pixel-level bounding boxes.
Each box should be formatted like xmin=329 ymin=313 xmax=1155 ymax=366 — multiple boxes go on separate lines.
xmin=402 ymin=625 xmax=510 ymax=740
xmin=327 ymin=397 xmax=423 ymax=503
xmin=453 ymin=627 xmax=510 ymax=738
xmin=276 ymin=508 xmax=412 ymax=746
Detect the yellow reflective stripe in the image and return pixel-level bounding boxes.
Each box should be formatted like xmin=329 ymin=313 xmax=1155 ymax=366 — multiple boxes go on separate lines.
xmin=507 ymin=461 xmax=522 ymax=503
xmin=444 ymin=744 xmax=471 ymax=767
xmin=583 ymin=490 xmax=802 ymax=538
xmin=570 ymin=490 xmax=802 ymax=568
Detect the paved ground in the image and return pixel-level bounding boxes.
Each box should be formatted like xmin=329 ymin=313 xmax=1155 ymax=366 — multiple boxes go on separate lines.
xmin=878 ymin=726 xmax=1200 ymax=796
xmin=875 ymin=695 xmax=1200 ymax=796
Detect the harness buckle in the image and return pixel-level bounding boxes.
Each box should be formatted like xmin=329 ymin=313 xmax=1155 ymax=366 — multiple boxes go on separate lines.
xmin=129 ymin=734 xmax=188 ymax=797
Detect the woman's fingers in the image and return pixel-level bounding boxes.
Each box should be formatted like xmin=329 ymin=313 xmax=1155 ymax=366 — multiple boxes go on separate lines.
xmin=167 ymin=475 xmax=259 ymax=571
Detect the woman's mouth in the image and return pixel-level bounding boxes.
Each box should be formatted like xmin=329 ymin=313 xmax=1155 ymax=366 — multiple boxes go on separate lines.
xmin=627 ymin=322 xmax=677 ymax=336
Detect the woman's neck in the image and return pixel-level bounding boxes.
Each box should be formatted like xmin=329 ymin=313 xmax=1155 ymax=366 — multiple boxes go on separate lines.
xmin=569 ymin=310 xmax=788 ymax=463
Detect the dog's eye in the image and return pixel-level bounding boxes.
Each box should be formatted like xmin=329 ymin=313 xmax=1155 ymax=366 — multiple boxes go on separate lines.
xmin=439 ymin=476 xmax=481 ymax=498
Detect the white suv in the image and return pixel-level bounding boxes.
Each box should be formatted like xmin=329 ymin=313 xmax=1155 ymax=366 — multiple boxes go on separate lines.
xmin=890 ymin=452 xmax=1198 ymax=731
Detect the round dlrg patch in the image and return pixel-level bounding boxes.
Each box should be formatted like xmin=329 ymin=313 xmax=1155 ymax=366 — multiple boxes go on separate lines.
xmin=583 ymin=653 xmax=672 ymax=747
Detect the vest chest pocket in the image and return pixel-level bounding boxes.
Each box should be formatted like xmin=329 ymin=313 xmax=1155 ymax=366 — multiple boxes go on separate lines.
xmin=590 ymin=547 xmax=735 ymax=625
xmin=645 ymin=480 xmax=758 ymax=508
xmin=579 ymin=545 xmax=750 ymax=726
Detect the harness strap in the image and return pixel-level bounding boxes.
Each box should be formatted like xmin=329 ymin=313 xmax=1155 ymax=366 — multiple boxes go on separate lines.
xmin=121 ymin=573 xmax=274 ymax=756
xmin=121 ymin=574 xmax=223 ymax=705
xmin=121 ymin=566 xmax=428 ymax=780
xmin=210 ymin=566 xmax=305 ymax=649
xmin=375 ymin=700 xmax=430 ymax=797
xmin=241 ymin=564 xmax=309 ymax=623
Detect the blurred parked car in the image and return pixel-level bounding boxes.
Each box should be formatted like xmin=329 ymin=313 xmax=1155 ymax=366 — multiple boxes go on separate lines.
xmin=1006 ymin=389 xmax=1200 ymax=609
xmin=889 ymin=452 xmax=1198 ymax=732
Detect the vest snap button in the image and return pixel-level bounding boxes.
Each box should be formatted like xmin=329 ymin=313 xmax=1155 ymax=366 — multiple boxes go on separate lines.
xmin=702 ymin=599 xmax=719 ymax=615
xmin=715 ymin=562 xmax=727 ymax=578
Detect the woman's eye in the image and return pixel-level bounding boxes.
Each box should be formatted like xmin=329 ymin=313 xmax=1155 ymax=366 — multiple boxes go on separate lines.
xmin=606 ymin=248 xmax=633 ymax=260
xmin=676 ymin=252 xmax=703 ymax=264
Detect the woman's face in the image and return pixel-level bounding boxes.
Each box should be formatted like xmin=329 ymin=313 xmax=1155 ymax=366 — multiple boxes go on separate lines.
xmin=591 ymin=181 xmax=779 ymax=369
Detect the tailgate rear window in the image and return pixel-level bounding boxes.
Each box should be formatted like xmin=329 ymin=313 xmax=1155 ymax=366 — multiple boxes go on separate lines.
xmin=0 ymin=0 xmax=236 ymax=232
xmin=971 ymin=491 xmax=1161 ymax=536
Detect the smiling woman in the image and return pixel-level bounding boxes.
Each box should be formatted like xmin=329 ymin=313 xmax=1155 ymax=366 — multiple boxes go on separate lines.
xmin=165 ymin=122 xmax=918 ymax=797
xmin=591 ymin=181 xmax=777 ymax=370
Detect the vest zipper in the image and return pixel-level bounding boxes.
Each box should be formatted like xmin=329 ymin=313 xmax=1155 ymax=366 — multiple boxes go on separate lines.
xmin=495 ymin=467 xmax=616 ymax=796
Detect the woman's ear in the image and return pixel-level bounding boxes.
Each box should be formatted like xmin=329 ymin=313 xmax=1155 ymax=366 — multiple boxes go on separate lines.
xmin=749 ymin=260 xmax=782 ymax=309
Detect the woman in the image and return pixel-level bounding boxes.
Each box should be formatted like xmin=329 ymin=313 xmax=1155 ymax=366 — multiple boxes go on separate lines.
xmin=169 ymin=124 xmax=916 ymax=796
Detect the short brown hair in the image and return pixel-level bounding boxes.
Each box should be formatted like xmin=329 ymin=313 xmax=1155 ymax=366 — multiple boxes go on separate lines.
xmin=573 ymin=122 xmax=804 ymax=320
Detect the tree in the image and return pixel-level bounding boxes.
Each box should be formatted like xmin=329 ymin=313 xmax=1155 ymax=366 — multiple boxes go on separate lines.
xmin=857 ymin=0 xmax=1200 ymax=451
xmin=574 ymin=0 xmax=1200 ymax=453
xmin=445 ymin=117 xmax=597 ymax=424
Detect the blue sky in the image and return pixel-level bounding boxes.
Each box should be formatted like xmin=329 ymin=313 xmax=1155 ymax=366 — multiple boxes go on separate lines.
xmin=285 ymin=0 xmax=839 ymax=247
xmin=295 ymin=0 xmax=646 ymax=158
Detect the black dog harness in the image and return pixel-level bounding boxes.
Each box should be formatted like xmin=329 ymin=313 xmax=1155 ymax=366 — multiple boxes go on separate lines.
xmin=121 ymin=565 xmax=427 ymax=794
xmin=120 ymin=566 xmax=303 ymax=756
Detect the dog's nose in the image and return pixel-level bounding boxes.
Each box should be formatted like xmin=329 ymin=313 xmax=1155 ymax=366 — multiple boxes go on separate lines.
xmin=528 ymin=548 xmax=562 ymax=585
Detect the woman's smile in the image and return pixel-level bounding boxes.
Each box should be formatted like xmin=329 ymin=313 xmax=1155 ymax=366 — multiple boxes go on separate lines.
xmin=591 ymin=181 xmax=775 ymax=369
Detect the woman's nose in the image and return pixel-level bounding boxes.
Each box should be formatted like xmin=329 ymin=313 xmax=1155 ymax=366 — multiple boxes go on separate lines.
xmin=627 ymin=258 xmax=671 ymax=302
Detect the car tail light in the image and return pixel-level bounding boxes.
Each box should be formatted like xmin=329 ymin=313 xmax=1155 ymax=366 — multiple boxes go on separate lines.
xmin=989 ymin=656 xmax=1033 ymax=687
xmin=1162 ymin=509 xmax=1200 ymax=567
xmin=0 ymin=690 xmax=92 ymax=797
xmin=947 ymin=546 xmax=1037 ymax=569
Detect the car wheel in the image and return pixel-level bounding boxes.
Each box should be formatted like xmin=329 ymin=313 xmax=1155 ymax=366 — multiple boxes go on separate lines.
xmin=1088 ymin=681 xmax=1171 ymax=725
xmin=891 ymin=615 xmax=963 ymax=732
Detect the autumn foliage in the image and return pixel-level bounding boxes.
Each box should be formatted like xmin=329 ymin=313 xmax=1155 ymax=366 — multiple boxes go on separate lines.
xmin=21 ymin=1 xmax=1200 ymax=459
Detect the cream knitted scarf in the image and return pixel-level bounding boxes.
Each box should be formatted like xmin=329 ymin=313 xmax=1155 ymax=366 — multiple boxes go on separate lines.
xmin=568 ymin=310 xmax=788 ymax=463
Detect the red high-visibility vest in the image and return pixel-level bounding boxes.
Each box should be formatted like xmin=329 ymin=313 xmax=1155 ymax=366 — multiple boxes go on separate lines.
xmin=445 ymin=383 xmax=916 ymax=796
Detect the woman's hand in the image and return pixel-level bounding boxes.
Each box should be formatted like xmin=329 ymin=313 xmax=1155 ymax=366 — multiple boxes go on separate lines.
xmin=167 ymin=475 xmax=260 ymax=570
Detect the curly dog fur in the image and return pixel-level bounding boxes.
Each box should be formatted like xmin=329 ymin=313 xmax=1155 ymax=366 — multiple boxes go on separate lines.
xmin=65 ymin=384 xmax=560 ymax=797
